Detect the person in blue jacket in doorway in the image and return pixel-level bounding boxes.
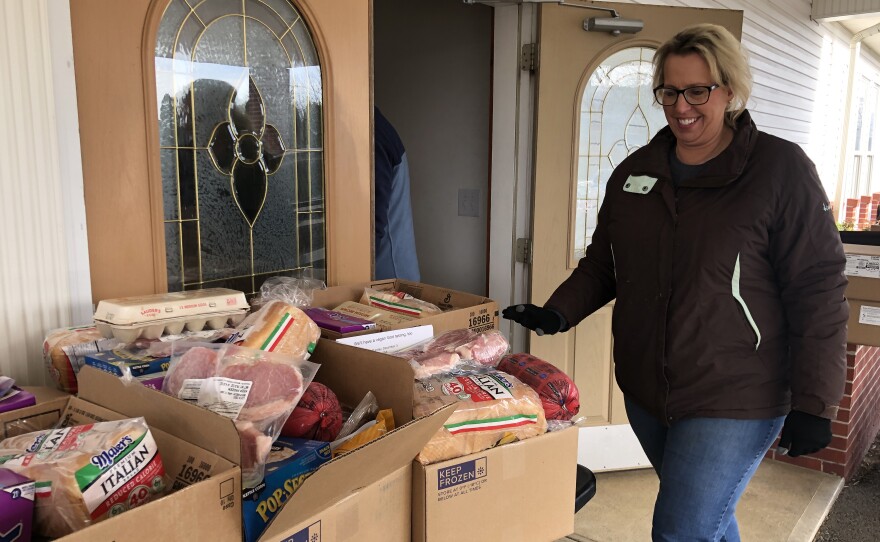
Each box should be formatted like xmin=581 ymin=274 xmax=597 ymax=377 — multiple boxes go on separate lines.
xmin=374 ymin=106 xmax=420 ymax=281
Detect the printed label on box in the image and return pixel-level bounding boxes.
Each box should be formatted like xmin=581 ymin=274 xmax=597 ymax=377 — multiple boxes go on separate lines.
xmin=436 ymin=457 xmax=488 ymax=501
xmin=467 ymin=307 xmax=495 ymax=333
xmin=859 ymin=305 xmax=880 ymax=326
xmin=846 ymin=254 xmax=880 ymax=278
xmin=280 ymin=521 xmax=320 ymax=542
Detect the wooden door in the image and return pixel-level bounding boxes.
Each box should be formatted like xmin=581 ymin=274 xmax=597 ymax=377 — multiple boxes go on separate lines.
xmin=530 ymin=1 xmax=742 ymax=469
xmin=70 ymin=0 xmax=372 ymax=302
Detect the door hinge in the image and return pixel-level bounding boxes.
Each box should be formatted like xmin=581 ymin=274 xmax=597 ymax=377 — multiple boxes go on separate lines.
xmin=516 ymin=238 xmax=532 ymax=263
xmin=521 ymin=43 xmax=538 ymax=72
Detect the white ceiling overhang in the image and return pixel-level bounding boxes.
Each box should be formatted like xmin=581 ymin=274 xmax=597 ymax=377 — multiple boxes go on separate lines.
xmin=812 ymin=0 xmax=880 ymax=22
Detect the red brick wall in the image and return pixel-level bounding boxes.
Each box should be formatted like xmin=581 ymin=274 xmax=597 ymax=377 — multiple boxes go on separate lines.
xmin=768 ymin=344 xmax=880 ymax=479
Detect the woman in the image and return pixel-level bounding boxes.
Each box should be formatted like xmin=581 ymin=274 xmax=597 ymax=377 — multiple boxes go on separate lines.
xmin=504 ymin=24 xmax=848 ymax=541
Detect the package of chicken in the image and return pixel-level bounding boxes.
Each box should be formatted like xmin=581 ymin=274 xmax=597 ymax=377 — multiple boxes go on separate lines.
xmin=0 ymin=417 xmax=165 ymax=538
xmin=162 ymin=342 xmax=319 ymax=488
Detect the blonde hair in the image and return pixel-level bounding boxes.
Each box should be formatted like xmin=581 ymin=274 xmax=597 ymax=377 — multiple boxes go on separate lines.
xmin=653 ymin=23 xmax=751 ymax=127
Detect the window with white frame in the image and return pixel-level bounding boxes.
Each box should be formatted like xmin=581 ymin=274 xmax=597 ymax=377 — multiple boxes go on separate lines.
xmin=843 ymin=76 xmax=880 ymax=229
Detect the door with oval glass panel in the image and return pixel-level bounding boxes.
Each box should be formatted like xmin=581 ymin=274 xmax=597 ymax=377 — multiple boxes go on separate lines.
xmin=530 ymin=2 xmax=742 ymax=470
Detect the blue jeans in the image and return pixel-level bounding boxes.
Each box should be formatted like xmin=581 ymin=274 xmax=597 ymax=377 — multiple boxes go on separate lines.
xmin=625 ymin=397 xmax=784 ymax=542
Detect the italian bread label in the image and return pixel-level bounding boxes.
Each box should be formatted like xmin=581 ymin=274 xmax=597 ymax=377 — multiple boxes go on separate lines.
xmin=441 ymin=374 xmax=514 ymax=402
xmin=80 ymin=430 xmax=165 ymax=519
xmin=859 ymin=305 xmax=880 ymax=326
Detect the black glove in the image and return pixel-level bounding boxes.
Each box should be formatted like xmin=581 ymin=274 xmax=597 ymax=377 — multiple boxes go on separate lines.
xmin=501 ymin=304 xmax=563 ymax=336
xmin=777 ymin=410 xmax=832 ymax=458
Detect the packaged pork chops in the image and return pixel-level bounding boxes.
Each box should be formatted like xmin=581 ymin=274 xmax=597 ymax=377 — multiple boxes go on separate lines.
xmin=0 ymin=417 xmax=165 ymax=538
xmin=162 ymin=342 xmax=319 ymax=488
xmin=413 ymin=370 xmax=546 ymax=464
xmin=396 ymin=328 xmax=510 ymax=379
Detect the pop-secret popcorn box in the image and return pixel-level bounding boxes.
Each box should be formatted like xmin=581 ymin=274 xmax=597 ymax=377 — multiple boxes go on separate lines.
xmin=0 ymin=467 xmax=35 ymax=542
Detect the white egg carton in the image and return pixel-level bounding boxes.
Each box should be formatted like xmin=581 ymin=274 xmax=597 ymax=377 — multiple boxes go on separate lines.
xmin=94 ymin=288 xmax=249 ymax=343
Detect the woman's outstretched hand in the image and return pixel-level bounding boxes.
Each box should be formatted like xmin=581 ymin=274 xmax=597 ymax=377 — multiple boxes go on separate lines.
xmin=501 ymin=304 xmax=563 ymax=336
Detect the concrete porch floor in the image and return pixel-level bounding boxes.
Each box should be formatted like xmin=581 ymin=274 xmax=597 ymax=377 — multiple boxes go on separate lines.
xmin=557 ymin=459 xmax=844 ymax=542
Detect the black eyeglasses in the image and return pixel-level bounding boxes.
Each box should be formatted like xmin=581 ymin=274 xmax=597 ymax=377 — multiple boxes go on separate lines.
xmin=653 ymin=84 xmax=720 ymax=106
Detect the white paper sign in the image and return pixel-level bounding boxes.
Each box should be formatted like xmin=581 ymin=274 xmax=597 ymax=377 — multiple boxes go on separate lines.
xmin=179 ymin=377 xmax=252 ymax=419
xmin=846 ymin=254 xmax=880 ymax=278
xmin=859 ymin=305 xmax=880 ymax=327
xmin=336 ymin=325 xmax=434 ymax=353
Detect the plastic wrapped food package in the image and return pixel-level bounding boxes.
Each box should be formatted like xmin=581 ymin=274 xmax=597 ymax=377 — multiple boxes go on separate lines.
xmin=93 ymin=289 xmax=249 ymax=343
xmin=497 ymin=353 xmax=581 ymax=421
xmin=413 ymin=371 xmax=546 ymax=464
xmin=43 ymin=326 xmax=120 ymax=393
xmin=162 ymin=342 xmax=319 ymax=488
xmin=280 ymin=381 xmax=343 ymax=442
xmin=396 ymin=328 xmax=510 ymax=379
xmin=249 ymin=276 xmax=326 ymax=309
xmin=359 ymin=288 xmax=442 ymax=318
xmin=229 ymin=300 xmax=321 ymax=360
xmin=0 ymin=417 xmax=166 ymax=538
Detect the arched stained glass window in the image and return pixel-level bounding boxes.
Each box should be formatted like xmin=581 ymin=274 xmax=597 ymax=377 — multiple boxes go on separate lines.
xmin=574 ymin=47 xmax=666 ymax=260
xmin=155 ymin=0 xmax=324 ymax=294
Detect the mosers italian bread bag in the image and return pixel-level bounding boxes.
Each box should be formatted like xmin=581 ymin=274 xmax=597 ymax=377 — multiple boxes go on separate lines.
xmin=0 ymin=417 xmax=165 ymax=538
xmin=230 ymin=300 xmax=320 ymax=360
xmin=413 ymin=370 xmax=546 ymax=464
xmin=359 ymin=288 xmax=442 ymax=318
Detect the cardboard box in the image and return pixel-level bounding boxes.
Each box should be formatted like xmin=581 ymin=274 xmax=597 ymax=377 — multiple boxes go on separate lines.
xmin=242 ymin=437 xmax=332 ymax=542
xmin=0 ymin=381 xmax=240 ymax=542
xmin=78 ymin=340 xmax=456 ymax=541
xmin=413 ymin=427 xmax=579 ymax=542
xmin=310 ymin=279 xmax=499 ymax=339
xmin=843 ymin=250 xmax=880 ymax=346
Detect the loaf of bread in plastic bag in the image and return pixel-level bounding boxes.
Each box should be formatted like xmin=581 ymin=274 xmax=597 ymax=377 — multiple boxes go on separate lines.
xmin=413 ymin=371 xmax=546 ymax=464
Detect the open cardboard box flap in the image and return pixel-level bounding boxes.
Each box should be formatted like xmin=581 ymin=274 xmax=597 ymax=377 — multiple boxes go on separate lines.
xmin=311 ymin=279 xmax=493 ymax=312
xmin=261 ymin=402 xmax=455 ymax=541
xmin=1 ymin=392 xmax=240 ymax=542
xmin=78 ymin=366 xmax=243 ymax=463
xmin=79 ymin=340 xmax=457 ymax=539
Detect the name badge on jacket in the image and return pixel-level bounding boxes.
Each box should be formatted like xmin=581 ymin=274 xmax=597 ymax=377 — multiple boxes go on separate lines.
xmin=623 ymin=175 xmax=658 ymax=194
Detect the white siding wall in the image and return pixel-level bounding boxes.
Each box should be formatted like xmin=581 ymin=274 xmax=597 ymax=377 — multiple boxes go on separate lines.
xmin=616 ymin=0 xmax=880 ymax=200
xmin=0 ymin=0 xmax=90 ymax=384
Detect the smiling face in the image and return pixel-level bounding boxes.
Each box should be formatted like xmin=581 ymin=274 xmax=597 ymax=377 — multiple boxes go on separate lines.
xmin=660 ymin=52 xmax=734 ymax=161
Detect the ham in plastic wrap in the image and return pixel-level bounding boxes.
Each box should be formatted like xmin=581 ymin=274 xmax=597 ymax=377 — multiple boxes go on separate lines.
xmin=162 ymin=342 xmax=318 ymax=488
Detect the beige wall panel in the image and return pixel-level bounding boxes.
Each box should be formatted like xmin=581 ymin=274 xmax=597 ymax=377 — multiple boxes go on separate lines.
xmin=70 ymin=0 xmax=371 ymax=303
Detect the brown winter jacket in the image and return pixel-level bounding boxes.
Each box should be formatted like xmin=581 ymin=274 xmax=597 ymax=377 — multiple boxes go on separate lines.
xmin=546 ymin=111 xmax=848 ymax=424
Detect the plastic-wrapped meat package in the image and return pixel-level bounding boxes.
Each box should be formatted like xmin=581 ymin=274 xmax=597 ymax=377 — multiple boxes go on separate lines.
xmin=0 ymin=418 xmax=165 ymax=538
xmin=162 ymin=342 xmax=319 ymax=488
xmin=497 ymin=353 xmax=580 ymax=421
xmin=413 ymin=370 xmax=546 ymax=464
xmin=397 ymin=329 xmax=510 ymax=379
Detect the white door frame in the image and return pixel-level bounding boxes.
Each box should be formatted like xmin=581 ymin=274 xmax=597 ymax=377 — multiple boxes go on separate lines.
xmin=487 ymin=3 xmax=649 ymax=471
